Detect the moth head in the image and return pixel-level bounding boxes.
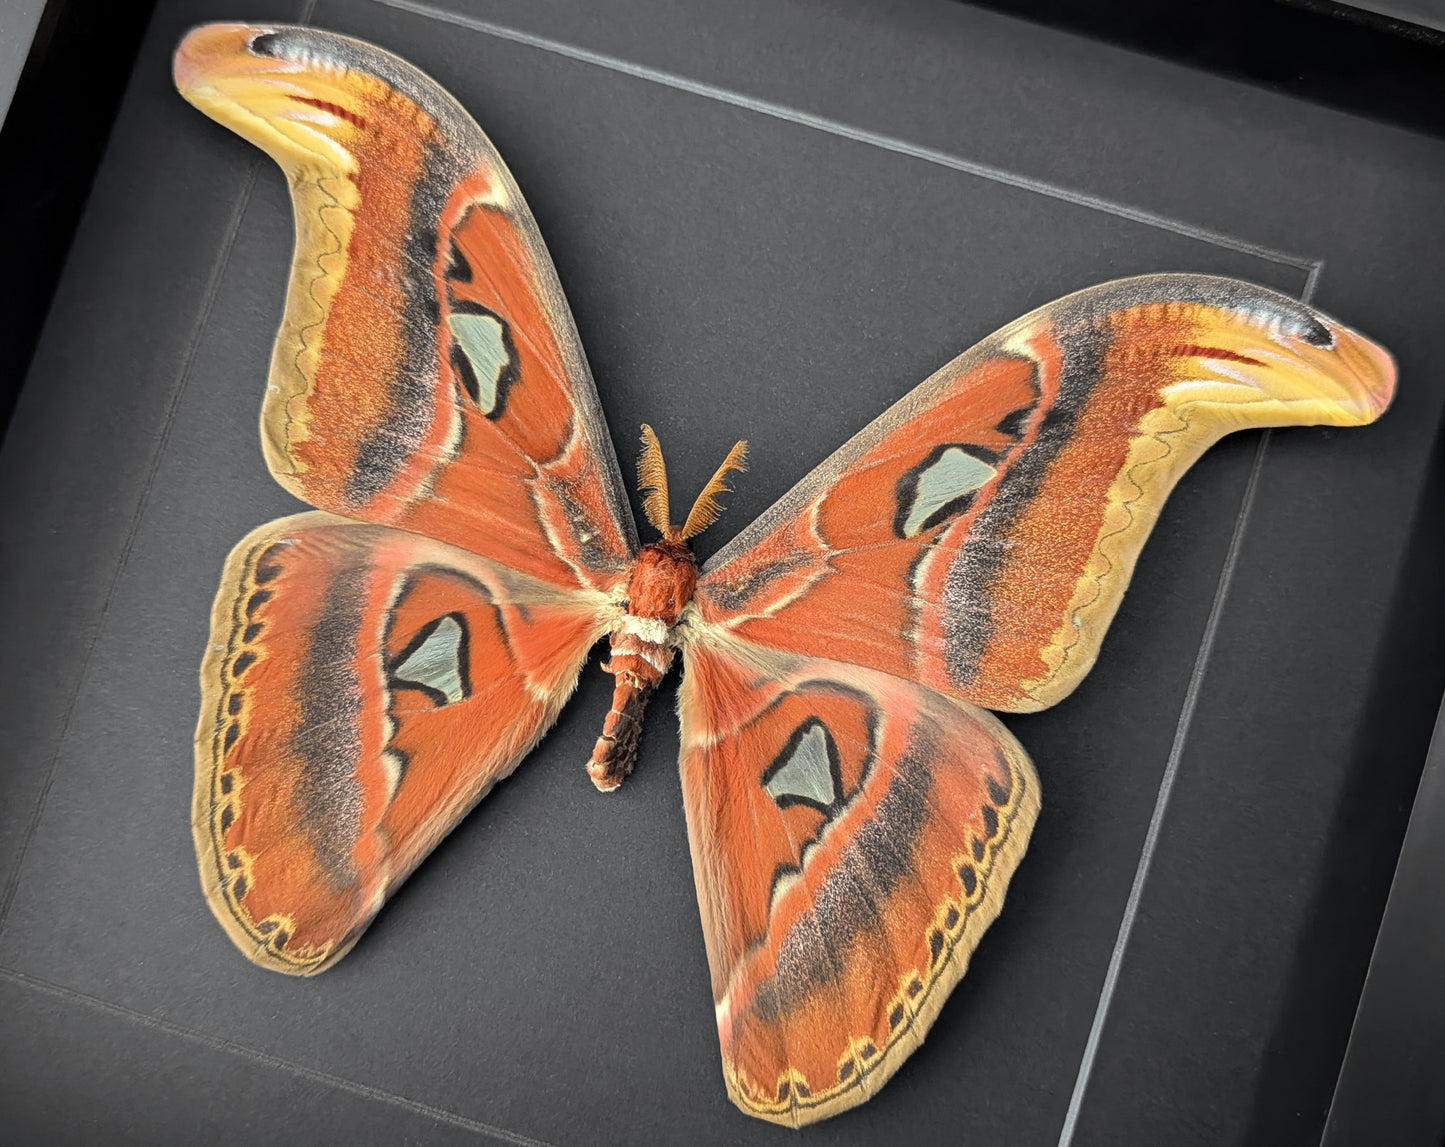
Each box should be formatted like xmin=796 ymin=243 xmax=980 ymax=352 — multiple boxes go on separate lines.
xmin=637 ymin=424 xmax=748 ymax=545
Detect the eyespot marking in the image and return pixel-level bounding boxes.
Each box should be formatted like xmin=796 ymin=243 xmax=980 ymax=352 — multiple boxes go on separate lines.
xmin=447 ymin=311 xmax=516 ymax=417
xmin=389 ymin=613 xmax=471 ymax=707
xmin=762 ymin=719 xmax=840 ymax=811
xmin=896 ymin=445 xmax=998 ymax=538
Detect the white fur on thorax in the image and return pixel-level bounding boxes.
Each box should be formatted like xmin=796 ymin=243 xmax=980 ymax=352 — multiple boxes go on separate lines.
xmin=615 ymin=614 xmax=671 ymax=644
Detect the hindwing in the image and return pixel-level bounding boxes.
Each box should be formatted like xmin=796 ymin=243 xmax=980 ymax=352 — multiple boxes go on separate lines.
xmin=676 ymin=631 xmax=1038 ymax=1126
xmin=194 ymin=513 xmax=610 ymax=973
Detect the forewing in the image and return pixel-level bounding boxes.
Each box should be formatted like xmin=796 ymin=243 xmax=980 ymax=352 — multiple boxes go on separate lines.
xmin=174 ymin=23 xmax=636 ymax=592
xmin=194 ymin=513 xmax=610 ymax=973
xmin=676 ymin=631 xmax=1039 ymax=1126
xmin=695 ymin=275 xmax=1396 ymax=711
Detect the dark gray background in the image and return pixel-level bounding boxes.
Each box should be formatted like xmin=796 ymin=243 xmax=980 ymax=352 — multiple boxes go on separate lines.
xmin=2 ymin=0 xmax=1444 ymax=1142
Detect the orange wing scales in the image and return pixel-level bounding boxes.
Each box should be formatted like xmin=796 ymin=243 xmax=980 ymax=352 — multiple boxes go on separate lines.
xmin=195 ymin=514 xmax=610 ymax=974
xmin=175 ymin=24 xmax=636 ymax=593
xmin=678 ymin=640 xmax=1039 ymax=1126
xmin=699 ymin=276 xmax=1395 ymax=712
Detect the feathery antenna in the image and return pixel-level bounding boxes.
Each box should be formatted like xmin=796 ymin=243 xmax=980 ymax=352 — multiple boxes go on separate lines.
xmin=681 ymin=440 xmax=748 ymax=540
xmin=638 ymin=424 xmax=674 ymax=539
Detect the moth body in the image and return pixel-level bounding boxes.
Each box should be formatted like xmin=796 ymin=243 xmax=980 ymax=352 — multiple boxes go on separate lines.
xmin=588 ymin=539 xmax=698 ymax=791
xmin=587 ymin=428 xmax=748 ymax=790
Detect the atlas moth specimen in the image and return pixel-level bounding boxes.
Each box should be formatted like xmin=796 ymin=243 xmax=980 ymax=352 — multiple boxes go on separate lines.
xmin=175 ymin=22 xmax=1395 ymax=1127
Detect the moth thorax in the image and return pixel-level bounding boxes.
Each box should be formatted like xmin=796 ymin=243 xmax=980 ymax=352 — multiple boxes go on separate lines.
xmin=626 ymin=539 xmax=698 ymax=627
